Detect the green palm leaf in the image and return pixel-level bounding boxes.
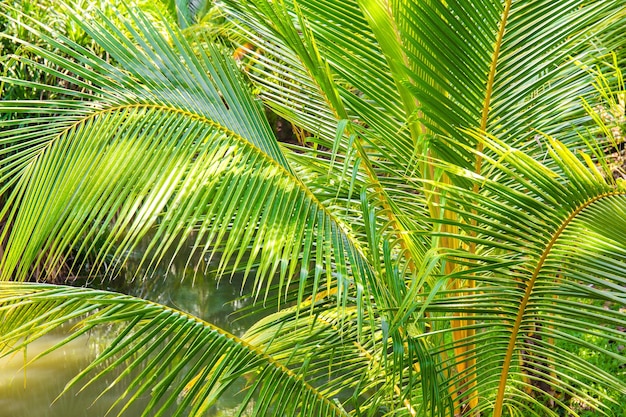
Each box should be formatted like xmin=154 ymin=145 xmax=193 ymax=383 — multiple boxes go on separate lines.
xmin=0 ymin=282 xmax=348 ymax=417
xmin=1 ymin=1 xmax=626 ymax=416
xmin=221 ymin=0 xmax=434 ymax=303
xmin=399 ymin=0 xmax=626 ymax=166
xmin=419 ymin=133 xmax=626 ymax=416
xmin=0 ymin=5 xmax=374 ymax=309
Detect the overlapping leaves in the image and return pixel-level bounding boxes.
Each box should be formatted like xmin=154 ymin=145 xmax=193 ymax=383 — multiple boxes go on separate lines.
xmin=416 ymin=134 xmax=626 ymax=416
xmin=1 ymin=1 xmax=626 ymax=416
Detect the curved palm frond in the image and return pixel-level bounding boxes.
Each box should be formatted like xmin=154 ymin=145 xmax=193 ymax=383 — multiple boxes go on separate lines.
xmin=217 ymin=0 xmax=626 ymax=298
xmin=0 ymin=5 xmax=376 ymax=309
xmin=212 ymin=5 xmax=626 ymax=415
xmin=236 ymin=269 xmax=453 ymax=417
xmin=0 ymin=281 xmax=349 ymax=417
xmin=1 ymin=0 xmax=626 ymax=416
xmin=220 ymin=0 xmax=435 ymax=309
xmin=242 ymin=300 xmax=392 ymax=413
xmin=418 ymin=131 xmax=626 ymax=416
xmin=398 ymin=0 xmax=626 ymax=167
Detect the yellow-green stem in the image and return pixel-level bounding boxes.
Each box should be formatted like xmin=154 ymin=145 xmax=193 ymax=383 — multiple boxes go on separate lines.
xmin=456 ymin=0 xmax=512 ymax=413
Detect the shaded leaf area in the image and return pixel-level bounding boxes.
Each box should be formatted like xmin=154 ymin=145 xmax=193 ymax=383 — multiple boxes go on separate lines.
xmin=169 ymin=0 xmax=212 ymax=28
xmin=241 ymin=294 xmax=454 ymax=417
xmin=0 ymin=282 xmax=348 ymax=417
xmin=243 ymin=303 xmax=387 ymax=412
xmin=416 ymin=135 xmax=626 ymax=415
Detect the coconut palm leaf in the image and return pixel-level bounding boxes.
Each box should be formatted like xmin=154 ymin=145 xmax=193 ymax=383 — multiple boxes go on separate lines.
xmin=0 ymin=5 xmax=376 ymax=309
xmin=221 ymin=0 xmax=626 ymax=168
xmin=216 ymin=2 xmax=626 ymax=414
xmin=397 ymin=0 xmax=626 ymax=166
xmin=221 ymin=0 xmax=435 ymax=305
xmin=170 ymin=0 xmax=211 ymax=28
xmin=414 ymin=132 xmax=626 ymax=416
xmin=1 ymin=1 xmax=626 ymax=416
xmin=218 ymin=0 xmax=626 ymax=297
xmin=0 ymin=281 xmax=349 ymax=417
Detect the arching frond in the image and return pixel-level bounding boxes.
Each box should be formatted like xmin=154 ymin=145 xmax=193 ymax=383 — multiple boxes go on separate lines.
xmin=220 ymin=0 xmax=434 ymax=303
xmin=0 ymin=282 xmax=349 ymax=417
xmin=0 ymin=5 xmax=375 ymax=310
xmin=399 ymin=0 xmax=626 ymax=167
xmin=418 ymin=133 xmax=626 ymax=416
xmin=2 ymin=1 xmax=626 ymax=416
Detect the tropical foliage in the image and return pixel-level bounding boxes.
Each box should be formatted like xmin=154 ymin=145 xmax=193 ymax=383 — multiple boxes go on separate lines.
xmin=1 ymin=1 xmax=625 ymax=416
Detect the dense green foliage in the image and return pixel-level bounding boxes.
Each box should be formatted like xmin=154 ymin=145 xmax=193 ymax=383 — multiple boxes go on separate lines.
xmin=1 ymin=1 xmax=625 ymax=416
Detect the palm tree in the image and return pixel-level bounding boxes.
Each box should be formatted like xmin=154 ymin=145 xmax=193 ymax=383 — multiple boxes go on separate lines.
xmin=1 ymin=1 xmax=625 ymax=416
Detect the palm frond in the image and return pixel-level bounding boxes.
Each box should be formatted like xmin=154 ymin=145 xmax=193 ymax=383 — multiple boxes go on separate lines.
xmin=0 ymin=5 xmax=374 ymax=309
xmin=221 ymin=0 xmax=434 ymax=293
xmin=399 ymin=0 xmax=626 ymax=167
xmin=419 ymin=132 xmax=626 ymax=416
xmin=2 ymin=1 xmax=626 ymax=416
xmin=0 ymin=282 xmax=349 ymax=417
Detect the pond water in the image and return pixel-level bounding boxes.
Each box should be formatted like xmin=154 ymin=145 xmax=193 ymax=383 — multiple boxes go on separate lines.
xmin=0 ymin=331 xmax=151 ymax=417
xmin=0 ymin=246 xmax=260 ymax=417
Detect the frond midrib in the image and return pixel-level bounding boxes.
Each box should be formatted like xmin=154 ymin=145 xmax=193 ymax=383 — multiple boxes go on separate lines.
xmin=9 ymin=100 xmax=372 ymax=283
xmin=493 ymin=190 xmax=626 ymax=416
